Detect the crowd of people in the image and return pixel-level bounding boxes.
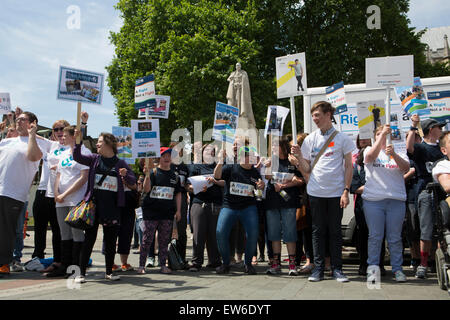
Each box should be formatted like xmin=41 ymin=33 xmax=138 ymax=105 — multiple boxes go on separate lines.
xmin=0 ymin=101 xmax=449 ymax=286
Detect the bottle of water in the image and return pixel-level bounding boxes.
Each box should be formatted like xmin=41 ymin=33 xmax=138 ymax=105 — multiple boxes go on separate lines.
xmin=279 ymin=190 xmax=290 ymax=202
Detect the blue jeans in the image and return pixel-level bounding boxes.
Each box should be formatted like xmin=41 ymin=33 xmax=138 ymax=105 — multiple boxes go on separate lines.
xmin=13 ymin=201 xmax=28 ymax=262
xmin=363 ymin=199 xmax=405 ymax=273
xmin=216 ymin=205 xmax=258 ymax=266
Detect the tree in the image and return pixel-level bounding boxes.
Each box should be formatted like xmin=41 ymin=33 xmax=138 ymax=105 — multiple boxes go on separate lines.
xmin=107 ymin=0 xmax=449 ymax=142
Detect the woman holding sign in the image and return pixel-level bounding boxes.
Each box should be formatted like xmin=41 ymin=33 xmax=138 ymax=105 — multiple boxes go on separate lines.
xmin=363 ymin=125 xmax=410 ymax=282
xmin=264 ymin=135 xmax=304 ymax=276
xmin=72 ymin=132 xmax=136 ymax=283
xmin=214 ymin=145 xmax=265 ymax=275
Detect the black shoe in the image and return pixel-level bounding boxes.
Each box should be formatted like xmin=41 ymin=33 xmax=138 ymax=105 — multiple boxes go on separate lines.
xmin=131 ymin=244 xmax=139 ymax=250
xmin=258 ymin=256 xmax=265 ymax=263
xmin=205 ymin=263 xmax=221 ymax=269
xmin=189 ymin=265 xmax=201 ymax=272
xmin=358 ymin=264 xmax=368 ymax=276
xmin=380 ymin=266 xmax=386 ymax=276
xmin=46 ymin=265 xmax=67 ymax=278
xmin=244 ymin=264 xmax=257 ymax=275
xmin=216 ymin=264 xmax=230 ymax=274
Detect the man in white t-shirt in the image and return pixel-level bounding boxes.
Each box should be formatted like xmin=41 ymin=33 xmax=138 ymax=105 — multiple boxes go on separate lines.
xmin=0 ymin=112 xmax=49 ymax=275
xmin=291 ymin=101 xmax=355 ymax=283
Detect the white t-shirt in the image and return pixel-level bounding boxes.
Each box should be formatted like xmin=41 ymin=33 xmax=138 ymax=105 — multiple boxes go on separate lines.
xmin=432 ymin=159 xmax=450 ymax=182
xmin=55 ymin=148 xmax=91 ymax=207
xmin=362 ymin=147 xmax=408 ymax=201
xmin=38 ymin=140 xmax=63 ymax=190
xmin=301 ymin=128 xmax=355 ymax=198
xmin=45 ymin=142 xmax=70 ymax=197
xmin=0 ymin=136 xmax=50 ymax=202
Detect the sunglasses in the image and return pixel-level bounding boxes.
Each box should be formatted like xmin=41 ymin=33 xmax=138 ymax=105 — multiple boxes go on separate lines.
xmin=53 ymin=127 xmax=65 ymax=132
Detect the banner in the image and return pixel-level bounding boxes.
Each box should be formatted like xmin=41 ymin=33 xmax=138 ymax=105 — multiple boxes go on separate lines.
xmin=356 ymin=100 xmax=386 ymax=139
xmin=134 ymin=75 xmax=156 ymax=110
xmin=264 ymin=105 xmax=290 ymax=136
xmin=0 ymin=93 xmax=11 ymax=114
xmin=395 ymin=77 xmax=431 ymax=117
xmin=112 ymin=126 xmax=134 ymax=165
xmin=131 ymin=119 xmax=161 ymax=159
xmin=212 ymin=102 xmax=239 ymax=144
xmin=427 ymin=90 xmax=450 ymax=127
xmin=276 ymin=52 xmax=308 ymax=99
xmin=57 ymin=66 xmax=104 ymax=104
xmin=326 ymin=81 xmax=347 ymax=114
xmin=137 ymin=95 xmax=170 ymax=119
xmin=365 ymin=55 xmax=414 ymax=88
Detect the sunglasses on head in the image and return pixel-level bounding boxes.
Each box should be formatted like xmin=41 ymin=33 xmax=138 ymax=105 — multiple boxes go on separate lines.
xmin=53 ymin=127 xmax=65 ymax=132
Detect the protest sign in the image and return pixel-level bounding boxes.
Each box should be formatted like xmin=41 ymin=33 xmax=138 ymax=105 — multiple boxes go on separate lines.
xmin=212 ymin=102 xmax=239 ymax=144
xmin=135 ymin=75 xmax=156 ymax=110
xmin=365 ymin=55 xmax=414 ymax=88
xmin=0 ymin=93 xmax=11 ymax=114
xmin=356 ymin=100 xmax=386 ymax=139
xmin=264 ymin=105 xmax=290 ymax=136
xmin=131 ymin=119 xmax=160 ymax=159
xmin=137 ymin=95 xmax=170 ymax=119
xmin=276 ymin=53 xmax=307 ymax=99
xmin=395 ymin=77 xmax=431 ymax=117
xmin=427 ymin=90 xmax=450 ymax=128
xmin=326 ymin=81 xmax=348 ymax=114
xmin=112 ymin=126 xmax=134 ymax=165
xmin=187 ymin=175 xmax=214 ymax=195
xmin=57 ymin=66 xmax=104 ymax=104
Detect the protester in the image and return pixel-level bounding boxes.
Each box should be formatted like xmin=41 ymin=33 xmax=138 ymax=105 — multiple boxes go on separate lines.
xmin=138 ymin=147 xmax=182 ymax=275
xmin=47 ymin=126 xmax=90 ymax=277
xmin=291 ymin=101 xmax=354 ymax=282
xmin=406 ymin=115 xmax=445 ymax=278
xmin=0 ymin=112 xmax=48 ymax=275
xmin=186 ymin=143 xmax=224 ymax=271
xmin=73 ymin=131 xmax=136 ymax=283
xmin=363 ymin=125 xmax=410 ymax=282
xmin=432 ymin=131 xmax=450 ymax=192
xmin=214 ymin=144 xmax=265 ymax=275
xmin=265 ymin=135 xmax=304 ymax=276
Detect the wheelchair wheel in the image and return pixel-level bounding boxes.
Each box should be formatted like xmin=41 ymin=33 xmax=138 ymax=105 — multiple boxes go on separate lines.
xmin=436 ymin=249 xmax=447 ymax=290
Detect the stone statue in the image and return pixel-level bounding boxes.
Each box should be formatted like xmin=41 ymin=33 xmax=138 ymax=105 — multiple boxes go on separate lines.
xmin=226 ymin=62 xmax=256 ymax=130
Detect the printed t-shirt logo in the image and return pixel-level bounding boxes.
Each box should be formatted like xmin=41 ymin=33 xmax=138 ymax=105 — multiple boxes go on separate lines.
xmin=94 ymin=174 xmax=118 ymax=192
xmin=150 ymin=186 xmax=174 ymax=200
xmin=230 ymin=182 xmax=254 ymax=197
xmin=61 ymin=155 xmax=74 ymax=167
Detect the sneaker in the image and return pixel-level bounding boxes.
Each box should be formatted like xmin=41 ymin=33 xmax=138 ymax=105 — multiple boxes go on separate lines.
xmin=112 ymin=264 xmax=120 ymax=272
xmin=308 ymin=268 xmax=324 ymax=282
xmin=288 ymin=264 xmax=298 ymax=276
xmin=121 ymin=264 xmax=134 ymax=272
xmin=332 ymin=269 xmax=349 ymax=282
xmin=146 ymin=257 xmax=155 ymax=268
xmin=105 ymin=273 xmax=120 ymax=281
xmin=137 ymin=267 xmax=145 ymax=274
xmin=74 ymin=275 xmax=86 ymax=283
xmin=189 ymin=265 xmax=201 ymax=272
xmin=244 ymin=264 xmax=257 ymax=275
xmin=160 ymin=266 xmax=172 ymax=274
xmin=10 ymin=261 xmax=24 ymax=272
xmin=299 ymin=264 xmax=314 ymax=274
xmin=257 ymin=256 xmax=265 ymax=263
xmin=216 ymin=264 xmax=230 ymax=274
xmin=0 ymin=264 xmax=10 ymax=275
xmin=393 ymin=270 xmax=407 ymax=282
xmin=266 ymin=263 xmax=281 ymax=275
xmin=415 ymin=265 xmax=427 ymax=279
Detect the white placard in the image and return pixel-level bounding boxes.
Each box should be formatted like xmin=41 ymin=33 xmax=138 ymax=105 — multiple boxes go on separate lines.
xmin=57 ymin=66 xmax=104 ymax=104
xmin=187 ymin=175 xmax=214 ymax=195
xmin=276 ymin=52 xmax=308 ymax=99
xmin=264 ymin=105 xmax=290 ymax=136
xmin=365 ymin=55 xmax=414 ymax=88
xmin=131 ymin=119 xmax=161 ymax=159
xmin=0 ymin=93 xmax=11 ymax=114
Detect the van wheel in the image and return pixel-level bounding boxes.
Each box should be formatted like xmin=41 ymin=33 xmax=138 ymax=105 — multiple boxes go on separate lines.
xmin=436 ymin=249 xmax=447 ymax=290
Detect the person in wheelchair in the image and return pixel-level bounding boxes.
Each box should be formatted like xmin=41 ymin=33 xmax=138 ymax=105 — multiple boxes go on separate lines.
xmin=432 ymin=131 xmax=450 ymax=230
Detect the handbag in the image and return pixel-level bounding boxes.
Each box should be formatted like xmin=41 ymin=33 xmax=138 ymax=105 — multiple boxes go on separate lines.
xmin=65 ymin=200 xmax=96 ymax=230
xmin=167 ymin=239 xmax=186 ymax=270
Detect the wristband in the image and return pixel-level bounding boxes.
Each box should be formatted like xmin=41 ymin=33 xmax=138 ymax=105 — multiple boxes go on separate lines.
xmin=410 ymin=126 xmax=418 ymax=131
xmin=81 ymin=122 xmax=87 ymax=125
xmin=344 ymin=187 xmax=350 ymax=192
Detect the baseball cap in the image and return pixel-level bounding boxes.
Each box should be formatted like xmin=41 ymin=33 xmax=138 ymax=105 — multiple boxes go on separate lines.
xmin=421 ymin=119 xmax=445 ymax=134
xmin=160 ymin=147 xmax=172 ymax=156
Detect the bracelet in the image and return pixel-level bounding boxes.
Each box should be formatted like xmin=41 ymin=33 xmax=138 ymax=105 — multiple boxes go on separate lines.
xmin=409 ymin=126 xmax=418 ymax=131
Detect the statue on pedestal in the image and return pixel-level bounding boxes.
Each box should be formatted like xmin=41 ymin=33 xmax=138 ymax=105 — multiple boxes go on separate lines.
xmin=226 ymin=62 xmax=256 ymax=130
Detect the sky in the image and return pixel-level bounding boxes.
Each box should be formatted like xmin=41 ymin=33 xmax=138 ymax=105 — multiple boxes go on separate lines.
xmin=0 ymin=0 xmax=449 ymax=138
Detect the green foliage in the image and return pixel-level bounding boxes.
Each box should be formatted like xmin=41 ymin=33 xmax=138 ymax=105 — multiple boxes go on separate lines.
xmin=107 ymin=0 xmax=450 ymax=139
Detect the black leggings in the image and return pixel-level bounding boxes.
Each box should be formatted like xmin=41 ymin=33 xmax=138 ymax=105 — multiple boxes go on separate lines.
xmin=117 ymin=206 xmax=135 ymax=255
xmin=80 ymin=221 xmax=118 ymax=276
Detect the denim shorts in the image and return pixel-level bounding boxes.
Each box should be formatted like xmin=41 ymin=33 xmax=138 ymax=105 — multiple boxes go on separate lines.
xmin=266 ymin=208 xmax=297 ymax=243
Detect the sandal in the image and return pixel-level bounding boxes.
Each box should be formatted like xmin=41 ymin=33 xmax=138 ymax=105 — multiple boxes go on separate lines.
xmin=160 ymin=266 xmax=172 ymax=274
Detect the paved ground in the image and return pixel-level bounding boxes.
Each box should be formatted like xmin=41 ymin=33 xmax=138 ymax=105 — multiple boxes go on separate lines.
xmin=1 ymin=227 xmax=449 ymax=300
